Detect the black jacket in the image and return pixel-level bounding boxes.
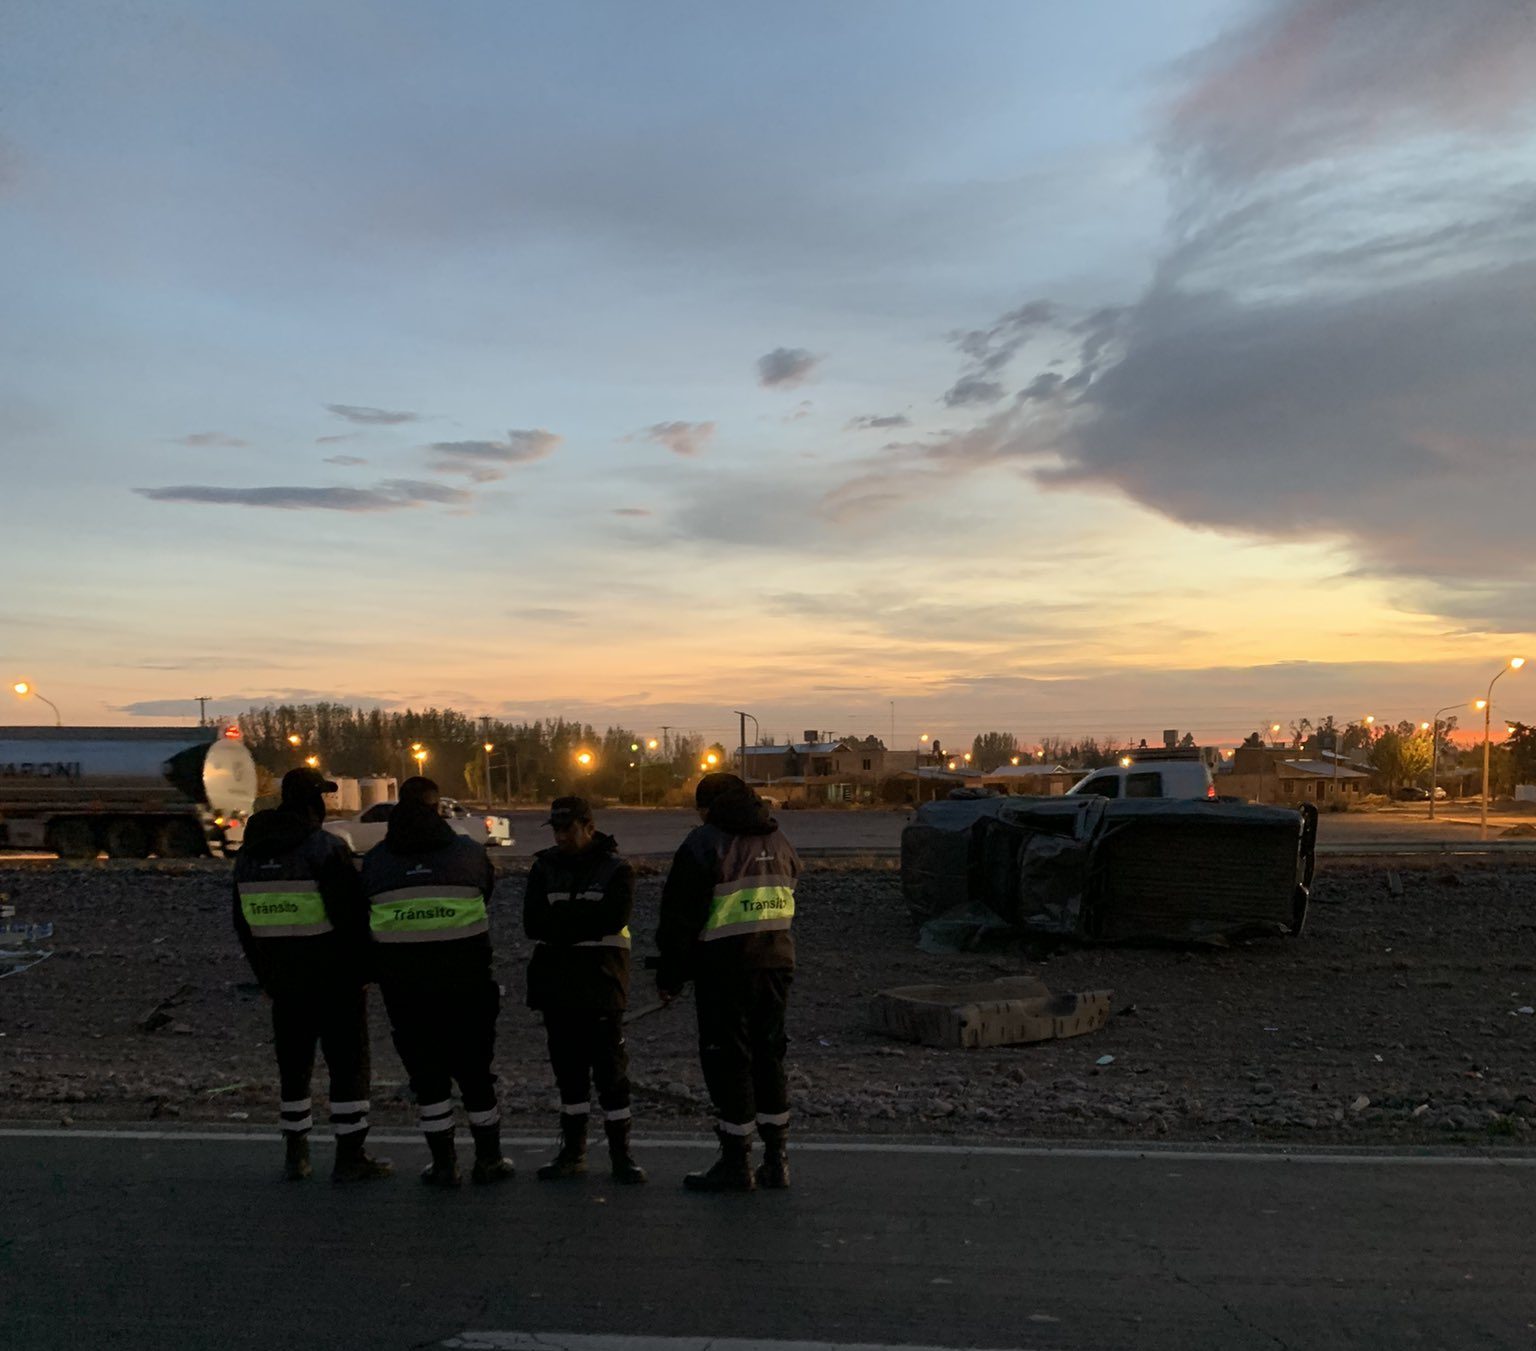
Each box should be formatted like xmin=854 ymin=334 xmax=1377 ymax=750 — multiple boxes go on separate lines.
xmin=523 ymin=832 xmax=634 ymax=1012
xmin=231 ymin=807 xmax=368 ymax=995
xmin=359 ymin=802 xmax=497 ymax=990
xmin=656 ymin=789 xmax=800 ymax=992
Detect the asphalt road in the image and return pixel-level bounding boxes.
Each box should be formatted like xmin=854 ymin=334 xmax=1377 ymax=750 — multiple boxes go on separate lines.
xmin=4 ymin=1130 xmax=1533 ymax=1350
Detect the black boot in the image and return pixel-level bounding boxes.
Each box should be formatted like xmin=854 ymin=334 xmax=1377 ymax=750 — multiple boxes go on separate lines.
xmin=282 ymin=1130 xmax=312 ymax=1182
xmin=537 ymin=1113 xmax=588 ymax=1180
xmin=470 ymin=1122 xmax=517 ymax=1185
xmin=420 ymin=1130 xmax=461 ymax=1188
xmin=332 ymin=1130 xmax=393 ymax=1184
xmin=605 ymin=1118 xmax=647 ymax=1185
xmin=683 ymin=1129 xmax=755 ymax=1193
xmin=755 ymin=1122 xmax=790 ymax=1190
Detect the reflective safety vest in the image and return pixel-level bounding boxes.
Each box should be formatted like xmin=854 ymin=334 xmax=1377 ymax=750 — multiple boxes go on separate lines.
xmin=699 ymin=873 xmax=795 ymax=942
xmin=368 ymin=885 xmax=489 ymax=943
xmin=237 ymin=880 xmax=334 ymax=938
xmin=533 ymin=887 xmax=631 ymax=949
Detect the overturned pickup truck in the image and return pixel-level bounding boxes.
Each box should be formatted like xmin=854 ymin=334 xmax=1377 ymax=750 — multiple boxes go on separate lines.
xmin=901 ymin=795 xmax=1318 ymax=944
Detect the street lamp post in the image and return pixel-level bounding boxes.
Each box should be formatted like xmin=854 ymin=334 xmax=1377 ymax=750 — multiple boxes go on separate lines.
xmin=1481 ymin=658 xmax=1526 ymax=841
xmin=483 ymin=742 xmax=495 ymax=807
xmin=1426 ymin=702 xmax=1465 ymax=820
xmin=11 ymin=682 xmax=62 ymax=726
xmin=733 ymin=711 xmax=760 ymax=789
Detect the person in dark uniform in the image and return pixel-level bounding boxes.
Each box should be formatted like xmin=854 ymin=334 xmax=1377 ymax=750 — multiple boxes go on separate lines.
xmin=233 ymin=767 xmax=391 ymax=1184
xmin=523 ymin=796 xmax=645 ymax=1184
xmin=360 ymin=776 xmax=513 ymax=1187
xmin=656 ymin=772 xmax=801 ymax=1192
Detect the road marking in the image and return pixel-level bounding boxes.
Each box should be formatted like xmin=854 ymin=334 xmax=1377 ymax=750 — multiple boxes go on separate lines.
xmin=441 ymin=1337 xmax=1045 ymax=1351
xmin=1 ymin=1126 xmax=1534 ymax=1166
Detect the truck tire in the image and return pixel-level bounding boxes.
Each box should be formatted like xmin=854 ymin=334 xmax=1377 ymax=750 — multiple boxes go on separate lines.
xmin=154 ymin=819 xmax=207 ymax=858
xmin=47 ymin=818 xmax=98 ymax=860
xmin=103 ymin=818 xmax=151 ymax=859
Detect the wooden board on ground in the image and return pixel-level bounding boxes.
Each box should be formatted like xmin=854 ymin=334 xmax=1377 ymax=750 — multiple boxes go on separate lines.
xmin=869 ymin=977 xmax=1114 ymax=1050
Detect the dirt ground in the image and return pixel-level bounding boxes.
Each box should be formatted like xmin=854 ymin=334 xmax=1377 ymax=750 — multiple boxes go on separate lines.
xmin=2 ymin=856 xmax=1534 ymax=1146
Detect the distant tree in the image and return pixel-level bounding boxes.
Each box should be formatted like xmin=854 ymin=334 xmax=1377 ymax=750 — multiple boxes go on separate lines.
xmin=1178 ymin=731 xmax=1196 ymax=749
xmin=1289 ymin=717 xmax=1313 ymax=749
xmin=1506 ymin=722 xmax=1536 ymax=786
xmin=1240 ymin=731 xmax=1264 ymax=749
xmin=970 ymin=731 xmax=1020 ymax=771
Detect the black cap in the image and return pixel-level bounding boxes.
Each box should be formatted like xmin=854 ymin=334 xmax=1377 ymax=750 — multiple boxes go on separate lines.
xmin=281 ymin=767 xmax=337 ymax=803
xmin=695 ymin=772 xmax=746 ymax=810
xmin=543 ymin=795 xmax=594 ymax=828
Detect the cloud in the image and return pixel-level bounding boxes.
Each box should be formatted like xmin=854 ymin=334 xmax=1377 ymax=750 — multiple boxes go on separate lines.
xmin=613 ymin=507 xmax=651 ymax=517
xmin=174 ymin=432 xmax=247 ymax=448
xmin=115 ymin=692 xmax=397 ymax=718
xmin=428 ymin=428 xmax=562 ymax=481
xmin=756 ymin=347 xmax=820 ymax=388
xmin=325 ymin=403 xmax=420 ymax=425
xmin=942 ymin=376 xmax=1005 ymax=407
xmin=511 ymin=607 xmax=582 ymax=625
xmin=846 ymin=414 xmax=911 ymax=430
xmin=323 ymin=454 xmax=368 ymax=466
xmin=1165 ymin=0 xmax=1536 ymax=189
xmin=134 ymin=479 xmax=471 ymax=511
xmin=316 ymin=433 xmax=360 ymax=445
xmin=634 ymin=420 xmax=716 ymax=457
xmin=827 ymin=0 xmax=1536 ymax=626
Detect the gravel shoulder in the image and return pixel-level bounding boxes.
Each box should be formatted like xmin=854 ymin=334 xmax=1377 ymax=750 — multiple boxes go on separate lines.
xmin=3 ymin=858 xmax=1534 ymax=1146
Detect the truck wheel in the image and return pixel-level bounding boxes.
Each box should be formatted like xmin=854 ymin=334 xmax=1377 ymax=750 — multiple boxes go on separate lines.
xmin=103 ymin=818 xmax=151 ymax=859
xmin=154 ymin=819 xmax=207 ymax=858
xmin=47 ymin=819 xmax=98 ymax=860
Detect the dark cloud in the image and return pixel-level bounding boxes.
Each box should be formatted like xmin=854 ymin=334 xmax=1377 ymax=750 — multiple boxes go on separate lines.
xmin=613 ymin=507 xmax=652 ymax=517
xmin=174 ymin=432 xmax=247 ymax=448
xmin=316 ymin=433 xmax=360 ymax=445
xmin=325 ymin=403 xmax=419 ymax=425
xmin=757 ymin=347 xmax=820 ymax=388
xmin=942 ymin=376 xmax=1005 ymax=408
xmin=824 ymin=0 xmax=1536 ymax=626
xmin=846 ymin=414 xmax=911 ymax=430
xmin=116 ymin=692 xmax=396 ymax=717
xmin=323 ymin=454 xmax=368 ymax=466
xmin=635 ymin=421 xmax=715 ymax=457
xmin=428 ymin=428 xmax=561 ymax=481
xmin=134 ymin=479 xmax=470 ymax=512
xmin=1166 ymin=0 xmax=1536 ymax=188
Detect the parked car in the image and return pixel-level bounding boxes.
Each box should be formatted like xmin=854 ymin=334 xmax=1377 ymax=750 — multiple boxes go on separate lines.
xmin=323 ymin=800 xmax=514 ymax=855
xmin=1066 ymin=758 xmax=1216 ymax=800
xmin=1395 ymin=786 xmax=1430 ymax=801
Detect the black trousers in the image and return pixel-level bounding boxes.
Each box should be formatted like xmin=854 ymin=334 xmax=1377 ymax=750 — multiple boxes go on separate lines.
xmin=693 ymin=969 xmax=793 ymax=1135
xmin=381 ymin=978 xmax=501 ymax=1132
xmin=543 ymin=1010 xmax=631 ymax=1120
xmin=270 ymin=985 xmax=371 ymax=1135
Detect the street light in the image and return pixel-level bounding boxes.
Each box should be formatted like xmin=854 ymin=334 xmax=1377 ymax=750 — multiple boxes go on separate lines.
xmin=483 ymin=742 xmax=495 ymax=807
xmin=287 ymin=733 xmax=302 ymax=747
xmin=10 ymin=681 xmax=61 ymax=726
xmin=412 ymin=747 xmax=428 ymax=775
xmin=304 ymin=755 xmax=320 ymax=769
xmin=1481 ymin=657 xmax=1526 ymax=840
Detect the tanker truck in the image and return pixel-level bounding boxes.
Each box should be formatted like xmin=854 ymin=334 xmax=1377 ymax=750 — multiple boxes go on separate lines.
xmin=0 ymin=725 xmax=258 ymax=859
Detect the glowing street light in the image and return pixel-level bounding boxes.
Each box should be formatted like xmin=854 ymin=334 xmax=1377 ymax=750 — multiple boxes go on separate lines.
xmin=304 ymin=755 xmax=320 ymax=769
xmin=287 ymin=733 xmax=302 ymax=747
xmin=646 ymin=738 xmax=658 ymax=751
xmin=10 ymin=681 xmax=61 ymax=726
xmin=412 ymin=747 xmax=428 ymax=773
xmin=1481 ymin=657 xmax=1526 ymax=840
xmin=705 ymin=752 xmax=719 ymax=768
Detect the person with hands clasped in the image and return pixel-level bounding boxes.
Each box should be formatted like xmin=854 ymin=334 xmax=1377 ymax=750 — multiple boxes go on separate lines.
xmin=524 ymin=796 xmax=646 ymax=1184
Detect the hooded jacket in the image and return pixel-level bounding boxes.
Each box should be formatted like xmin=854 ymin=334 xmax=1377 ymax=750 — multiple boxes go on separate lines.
xmin=523 ymin=831 xmax=634 ymax=1012
xmin=655 ymin=786 xmax=800 ymax=992
xmin=359 ymin=801 xmax=497 ymax=989
xmin=231 ymin=806 xmax=368 ymax=995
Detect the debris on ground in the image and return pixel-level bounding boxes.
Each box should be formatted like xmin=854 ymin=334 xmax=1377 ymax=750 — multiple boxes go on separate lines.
xmin=869 ymin=978 xmax=1112 ymax=1049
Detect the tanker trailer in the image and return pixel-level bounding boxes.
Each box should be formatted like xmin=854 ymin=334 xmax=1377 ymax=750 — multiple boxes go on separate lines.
xmin=0 ymin=725 xmax=258 ymax=859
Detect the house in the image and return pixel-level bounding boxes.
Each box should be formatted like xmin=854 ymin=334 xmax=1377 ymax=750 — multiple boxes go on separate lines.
xmin=978 ymin=763 xmax=1078 ymax=796
xmin=738 ymin=731 xmax=889 ymax=804
xmin=1221 ymin=744 xmax=1373 ymax=803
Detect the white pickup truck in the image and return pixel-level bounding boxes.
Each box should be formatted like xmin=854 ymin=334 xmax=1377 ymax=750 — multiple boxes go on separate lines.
xmin=323 ymin=798 xmax=514 ymax=856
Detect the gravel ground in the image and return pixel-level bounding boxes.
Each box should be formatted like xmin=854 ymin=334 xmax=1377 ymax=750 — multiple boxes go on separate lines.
xmin=2 ymin=858 xmax=1534 ymax=1146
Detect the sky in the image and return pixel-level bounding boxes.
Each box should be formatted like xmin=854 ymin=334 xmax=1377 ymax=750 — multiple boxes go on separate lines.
xmin=3 ymin=0 xmax=1535 ymax=751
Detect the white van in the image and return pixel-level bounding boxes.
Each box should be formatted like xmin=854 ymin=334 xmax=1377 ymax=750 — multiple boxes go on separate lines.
xmin=1066 ymin=758 xmax=1215 ymax=801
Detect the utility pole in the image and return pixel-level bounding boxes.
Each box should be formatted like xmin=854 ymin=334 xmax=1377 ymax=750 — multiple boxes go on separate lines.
xmin=196 ymin=696 xmax=211 ymax=726
xmin=734 ymin=711 xmax=759 ymax=785
xmin=660 ymin=726 xmax=672 ymax=760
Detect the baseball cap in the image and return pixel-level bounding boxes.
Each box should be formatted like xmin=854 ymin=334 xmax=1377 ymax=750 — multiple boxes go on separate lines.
xmin=281 ymin=766 xmax=338 ymax=801
xmin=543 ymin=795 xmax=594 ymax=828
